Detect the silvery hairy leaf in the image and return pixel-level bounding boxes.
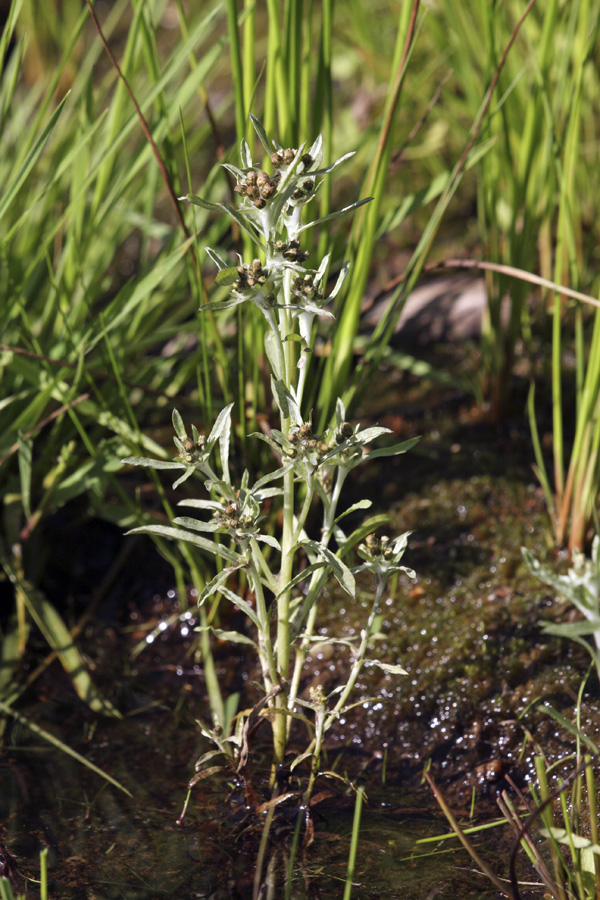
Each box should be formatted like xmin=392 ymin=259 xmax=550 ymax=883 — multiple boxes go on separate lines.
xmin=295 ymin=196 xmax=373 ymax=236
xmin=126 ymin=524 xmax=240 ymax=563
xmin=367 ymin=436 xmax=421 ymax=460
xmin=172 ymin=466 xmax=197 ymax=489
xmin=371 ymin=659 xmax=408 ymax=675
xmin=220 ymin=586 xmax=262 ymax=632
xmin=200 ymin=297 xmax=246 ymax=312
xmin=204 ymin=246 xmax=230 ymax=270
xmin=306 ymin=133 xmax=323 ymax=169
xmin=273 ymin=562 xmax=328 ymax=600
xmin=172 ymin=516 xmax=220 ymax=534
xmin=353 ymin=426 xmax=392 ymax=443
xmin=240 ymin=139 xmax=253 ymax=169
xmin=206 ymin=403 xmax=233 ymax=453
xmin=177 ymin=498 xmax=223 ymax=511
xmin=334 ymin=499 xmax=372 ymax=524
xmin=121 ymin=456 xmax=183 ymax=470
xmin=197 ymin=564 xmax=246 ymax=607
xmin=255 ymin=534 xmax=281 ymax=551
xmin=302 ymin=540 xmax=355 ymax=596
xmin=198 ymin=627 xmax=257 ymax=648
xmin=222 ymin=162 xmax=247 ymax=181
xmin=328 ymin=261 xmax=350 ymax=300
xmin=250 ymin=114 xmax=272 ymax=155
xmin=251 ymin=462 xmax=294 ymax=492
xmin=172 ymin=409 xmax=187 ymax=442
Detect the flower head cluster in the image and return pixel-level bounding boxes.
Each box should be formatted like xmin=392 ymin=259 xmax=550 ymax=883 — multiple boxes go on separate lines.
xmin=174 ymin=426 xmax=207 ymax=467
xmin=211 ymin=490 xmax=264 ymax=541
xmin=355 ymin=532 xmax=416 ymax=584
xmin=234 ymin=169 xmax=280 ymax=209
xmin=233 ymin=259 xmax=270 ymax=293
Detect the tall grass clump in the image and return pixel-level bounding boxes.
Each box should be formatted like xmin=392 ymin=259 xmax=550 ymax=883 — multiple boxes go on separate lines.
xmin=125 ymin=115 xmax=418 ymax=789
xmin=0 ymin=0 xmax=243 ymax=726
xmin=427 ymin=1 xmax=600 ymax=550
xmin=430 ymin=1 xmax=600 ymax=410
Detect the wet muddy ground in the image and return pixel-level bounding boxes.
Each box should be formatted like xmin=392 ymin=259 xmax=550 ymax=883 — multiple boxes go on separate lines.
xmin=2 ymin=352 xmax=599 ymax=898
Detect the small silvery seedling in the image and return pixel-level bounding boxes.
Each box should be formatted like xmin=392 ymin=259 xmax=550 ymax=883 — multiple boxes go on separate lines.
xmin=123 ymin=117 xmax=418 ymax=798
xmin=524 ymin=536 xmax=600 ymax=685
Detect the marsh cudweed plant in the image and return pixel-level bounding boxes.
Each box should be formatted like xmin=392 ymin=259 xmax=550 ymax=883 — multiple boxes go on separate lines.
xmin=123 ymin=117 xmax=418 ymax=796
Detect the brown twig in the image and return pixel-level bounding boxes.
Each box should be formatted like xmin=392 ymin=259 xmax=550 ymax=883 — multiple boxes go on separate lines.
xmin=425 ymin=258 xmax=600 ymax=309
xmin=424 ymin=770 xmax=517 ymax=900
xmin=369 ymin=256 xmax=600 ymax=311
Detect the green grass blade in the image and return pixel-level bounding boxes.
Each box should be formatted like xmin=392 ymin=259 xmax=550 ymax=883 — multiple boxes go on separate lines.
xmin=0 ymin=91 xmax=69 ymax=224
xmin=0 ymin=698 xmax=132 ymax=797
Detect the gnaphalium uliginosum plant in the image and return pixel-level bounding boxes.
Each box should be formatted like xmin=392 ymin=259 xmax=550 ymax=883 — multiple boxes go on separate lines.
xmin=123 ymin=116 xmax=418 ymax=785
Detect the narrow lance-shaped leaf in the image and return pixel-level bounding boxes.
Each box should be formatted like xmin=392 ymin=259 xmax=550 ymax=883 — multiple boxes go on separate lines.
xmin=172 ymin=516 xmax=221 ymax=534
xmin=180 ymin=192 xmax=220 ymax=211
xmin=367 ymin=436 xmax=421 ymax=460
xmin=197 ymin=564 xmax=243 ymax=607
xmin=172 ymin=409 xmax=187 ymax=442
xmin=240 ymin=139 xmax=253 ymax=169
xmin=328 ymin=261 xmax=350 ymax=301
xmin=315 ymin=252 xmax=331 ymax=284
xmin=370 ymin=660 xmax=408 ymax=676
xmin=264 ymin=330 xmax=282 ymax=379
xmin=172 ymin=466 xmax=197 ymax=489
xmin=222 ymin=163 xmax=247 ymax=181
xmin=541 ymin=620 xmax=600 ymax=638
xmin=273 ymin=562 xmax=328 ymax=600
xmin=255 ymin=534 xmax=281 ymax=551
xmin=207 ymin=403 xmax=233 ymax=451
xmin=306 ymin=132 xmax=323 ymax=169
xmin=182 ymin=195 xmax=265 ymax=249
xmin=295 ymin=197 xmax=373 ymax=235
xmin=200 ymin=297 xmax=246 ymax=312
xmin=122 ymin=456 xmax=184 ymax=471
xmin=334 ymin=499 xmax=373 ymax=524
xmin=252 ymin=461 xmax=294 ymax=492
xmin=177 ymin=498 xmax=223 ymax=510
xmin=127 ymin=524 xmax=240 ymax=563
xmin=198 ymin=627 xmax=257 ymax=648
xmin=272 ymin=378 xmax=289 ymax=418
xmin=204 ymin=246 xmax=230 ymax=270
xmin=302 ymin=540 xmax=355 ymax=596
xmin=250 ymin=114 xmax=273 ymax=155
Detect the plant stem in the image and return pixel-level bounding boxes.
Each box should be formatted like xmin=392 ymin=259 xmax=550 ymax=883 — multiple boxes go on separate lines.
xmin=323 ymin=576 xmax=384 ymax=733
xmin=273 ymin=271 xmax=296 ymax=766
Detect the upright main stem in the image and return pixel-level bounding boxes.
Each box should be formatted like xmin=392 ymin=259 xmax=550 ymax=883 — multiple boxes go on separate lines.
xmin=272 ymin=274 xmax=296 ymax=767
